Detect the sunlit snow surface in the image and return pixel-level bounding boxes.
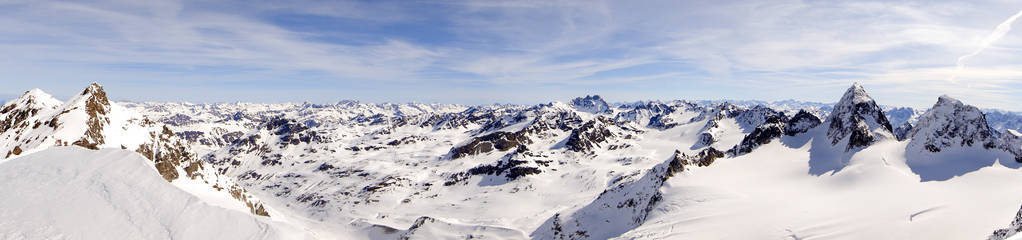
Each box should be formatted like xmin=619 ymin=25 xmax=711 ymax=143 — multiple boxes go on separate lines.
xmin=624 ymin=134 xmax=1022 ymax=240
xmin=0 ymin=147 xmax=314 ymax=240
xmin=117 ymin=99 xmax=1022 ymax=240
xmin=4 ymin=84 xmax=1022 ymax=239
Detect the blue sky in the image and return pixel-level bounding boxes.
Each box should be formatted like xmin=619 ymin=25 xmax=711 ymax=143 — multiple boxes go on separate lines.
xmin=2 ymin=0 xmax=1022 ymax=110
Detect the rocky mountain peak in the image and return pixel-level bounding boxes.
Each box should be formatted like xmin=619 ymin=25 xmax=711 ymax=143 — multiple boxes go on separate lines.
xmin=826 ymin=83 xmax=894 ymax=151
xmin=906 ymin=95 xmax=994 ymax=152
xmin=67 ymin=82 xmax=111 ymax=114
xmin=65 ymin=83 xmax=112 ymax=149
xmin=836 ymin=82 xmax=879 ymax=107
xmin=5 ymin=88 xmax=60 ymax=110
xmin=1000 ymin=130 xmax=1022 ymax=163
xmin=0 ymin=89 xmax=59 ymax=137
xmin=936 ymin=94 xmax=961 ymax=106
xmin=20 ymin=88 xmax=60 ymax=105
xmin=83 ymin=82 xmax=103 ymax=93
xmin=784 ymin=110 xmax=821 ymax=136
xmin=570 ymin=95 xmax=611 ymax=114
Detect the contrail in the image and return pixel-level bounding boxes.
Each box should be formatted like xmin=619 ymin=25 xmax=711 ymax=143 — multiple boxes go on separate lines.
xmin=950 ymin=9 xmax=1022 ymax=83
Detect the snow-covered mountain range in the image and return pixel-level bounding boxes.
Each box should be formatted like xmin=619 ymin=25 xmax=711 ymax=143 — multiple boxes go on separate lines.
xmin=3 ymin=82 xmax=1022 ymax=239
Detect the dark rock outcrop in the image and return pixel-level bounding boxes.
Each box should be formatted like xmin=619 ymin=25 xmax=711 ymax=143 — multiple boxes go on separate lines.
xmin=449 ymin=130 xmax=532 ymax=159
xmin=565 ymin=118 xmax=614 ymax=152
xmin=731 ymin=115 xmax=787 ymax=155
xmin=784 ymin=110 xmax=821 ymax=136
xmin=685 ymin=147 xmax=726 ymax=167
xmin=989 ymin=205 xmax=1022 ymax=240
xmin=906 ymin=95 xmax=997 ymax=153
xmin=893 ymin=122 xmax=913 ymax=141
xmin=826 ymin=83 xmax=894 ymax=151
xmin=72 ymin=83 xmax=112 ymax=150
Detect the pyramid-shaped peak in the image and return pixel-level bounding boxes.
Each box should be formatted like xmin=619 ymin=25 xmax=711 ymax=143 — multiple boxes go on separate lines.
xmin=69 ymin=82 xmax=109 ymax=104
xmin=61 ymin=82 xmax=111 ymax=116
xmin=81 ymin=82 xmax=105 ymax=96
xmin=904 ymin=94 xmax=1000 ymax=160
xmin=6 ymin=88 xmax=61 ymax=108
xmin=24 ymin=88 xmax=50 ymax=97
xmin=838 ymin=82 xmax=875 ymax=105
xmin=571 ymin=95 xmax=611 ymax=114
xmin=825 ymin=83 xmax=894 ymax=152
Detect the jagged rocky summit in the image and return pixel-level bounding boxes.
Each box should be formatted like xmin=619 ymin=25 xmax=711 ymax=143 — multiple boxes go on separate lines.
xmin=825 ymin=83 xmax=894 ymax=151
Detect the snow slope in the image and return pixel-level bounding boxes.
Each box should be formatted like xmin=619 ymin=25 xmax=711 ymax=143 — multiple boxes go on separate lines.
xmin=5 ymin=82 xmax=1022 ymax=240
xmin=0 ymin=147 xmax=312 ymax=240
xmin=0 ymin=83 xmax=276 ymax=221
xmin=622 ymin=134 xmax=1022 ymax=239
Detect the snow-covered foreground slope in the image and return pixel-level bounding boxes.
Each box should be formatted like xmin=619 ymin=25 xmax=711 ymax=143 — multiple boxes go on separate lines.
xmin=0 ymin=147 xmax=313 ymax=240
xmin=622 ymin=130 xmax=1022 ymax=239
xmin=6 ymin=82 xmax=1022 ymax=239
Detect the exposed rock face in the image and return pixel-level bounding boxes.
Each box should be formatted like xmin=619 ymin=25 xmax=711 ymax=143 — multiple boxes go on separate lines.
xmin=0 ymin=89 xmax=59 ymax=133
xmin=695 ymin=132 xmax=716 ymax=149
xmin=989 ymin=205 xmax=1022 ymax=240
xmin=685 ymin=147 xmax=726 ymax=167
xmin=135 ymin=126 xmax=201 ymax=182
xmin=613 ymin=101 xmax=694 ymax=130
xmin=894 ymin=122 xmax=913 ymax=141
xmin=665 ymin=150 xmax=687 ymax=177
xmin=134 ymin=123 xmax=272 ymax=217
xmin=445 ymin=146 xmax=548 ymax=185
xmin=732 ymin=115 xmax=787 ymax=155
xmin=534 ymin=154 xmax=675 ymax=240
xmin=565 ymin=118 xmax=614 ymax=152
xmin=692 ymin=103 xmax=785 ymax=149
xmin=0 ymin=83 xmax=273 ymax=218
xmin=263 ymin=117 xmax=325 ymax=146
xmin=826 ymin=83 xmax=894 ymax=151
xmin=570 ymin=95 xmax=611 ymax=114
xmin=71 ymin=83 xmax=112 ymax=150
xmin=449 ymin=130 xmax=532 ymax=159
xmin=534 ymin=146 xmax=726 ymax=240
xmin=906 ymin=95 xmax=996 ymax=153
xmin=998 ymin=130 xmax=1022 ymax=163
xmin=0 ymin=84 xmax=116 ymax=156
xmin=784 ymin=110 xmax=821 ymax=136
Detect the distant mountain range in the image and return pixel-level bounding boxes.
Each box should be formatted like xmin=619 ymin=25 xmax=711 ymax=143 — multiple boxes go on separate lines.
xmin=1 ymin=82 xmax=1022 ymax=239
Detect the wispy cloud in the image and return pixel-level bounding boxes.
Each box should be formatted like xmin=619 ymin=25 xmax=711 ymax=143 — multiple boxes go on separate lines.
xmin=951 ymin=9 xmax=1022 ymax=83
xmin=2 ymin=0 xmax=1022 ymax=110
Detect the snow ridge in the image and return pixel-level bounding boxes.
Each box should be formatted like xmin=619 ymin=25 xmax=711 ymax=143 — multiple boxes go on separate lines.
xmin=5 ymin=83 xmax=1022 ymax=240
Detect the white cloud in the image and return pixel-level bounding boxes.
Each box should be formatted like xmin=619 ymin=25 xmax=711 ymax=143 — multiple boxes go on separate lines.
xmin=3 ymin=0 xmax=1022 ymax=109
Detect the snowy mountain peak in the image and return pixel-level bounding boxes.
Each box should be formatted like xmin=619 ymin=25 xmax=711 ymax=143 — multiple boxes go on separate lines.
xmin=60 ymin=83 xmax=112 ymax=150
xmin=936 ymin=94 xmax=961 ymax=106
xmin=19 ymin=88 xmax=61 ymax=106
xmin=0 ymin=89 xmax=60 ymax=140
xmin=570 ymin=95 xmax=611 ymax=114
xmin=840 ymin=82 xmax=874 ymax=105
xmin=907 ymin=95 xmax=994 ymax=153
xmin=826 ymin=83 xmax=894 ymax=151
xmin=5 ymin=88 xmax=60 ymax=109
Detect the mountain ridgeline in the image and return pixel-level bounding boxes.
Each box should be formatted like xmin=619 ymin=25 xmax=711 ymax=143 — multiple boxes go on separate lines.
xmin=2 ymin=82 xmax=1022 ymax=240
